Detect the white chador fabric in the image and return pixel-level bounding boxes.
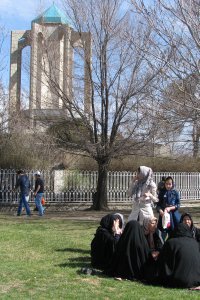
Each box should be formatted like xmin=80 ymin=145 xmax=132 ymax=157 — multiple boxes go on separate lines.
xmin=127 ymin=166 xmax=158 ymax=225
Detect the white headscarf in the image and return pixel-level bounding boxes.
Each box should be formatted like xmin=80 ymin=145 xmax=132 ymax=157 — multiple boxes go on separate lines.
xmin=132 ymin=166 xmax=154 ymax=200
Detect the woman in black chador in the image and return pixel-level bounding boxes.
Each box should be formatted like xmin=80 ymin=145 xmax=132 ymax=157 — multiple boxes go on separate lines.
xmin=180 ymin=212 xmax=200 ymax=246
xmin=91 ymin=213 xmax=122 ymax=270
xmin=105 ymin=220 xmax=151 ymax=281
xmin=143 ymin=217 xmax=164 ymax=261
xmin=157 ymin=223 xmax=200 ymax=288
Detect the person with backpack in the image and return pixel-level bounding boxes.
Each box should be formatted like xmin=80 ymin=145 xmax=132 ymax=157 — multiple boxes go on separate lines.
xmin=15 ymin=170 xmax=31 ymax=216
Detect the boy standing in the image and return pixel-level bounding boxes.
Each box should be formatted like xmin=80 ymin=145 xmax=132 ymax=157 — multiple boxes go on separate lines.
xmin=33 ymin=171 xmax=45 ymax=216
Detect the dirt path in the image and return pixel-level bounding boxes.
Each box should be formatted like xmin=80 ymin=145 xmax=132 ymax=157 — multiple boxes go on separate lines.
xmin=1 ymin=207 xmax=200 ymax=226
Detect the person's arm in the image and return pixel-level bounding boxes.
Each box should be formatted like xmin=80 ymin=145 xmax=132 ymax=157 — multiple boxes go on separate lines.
xmin=156 ymin=191 xmax=164 ymax=216
xmin=28 ymin=180 xmax=31 ymax=191
xmin=145 ymin=183 xmax=158 ymax=202
xmin=33 ymin=185 xmax=41 ymax=196
xmin=127 ymin=176 xmax=137 ymax=197
xmin=194 ymin=227 xmax=200 ymax=242
xmin=33 ymin=179 xmax=41 ymax=196
xmin=165 ymin=206 xmax=175 ymax=212
xmin=165 ymin=190 xmax=180 ymax=213
xmin=14 ymin=178 xmax=20 ymax=190
xmin=154 ymin=230 xmax=164 ymax=251
xmin=112 ymin=219 xmax=122 ymax=236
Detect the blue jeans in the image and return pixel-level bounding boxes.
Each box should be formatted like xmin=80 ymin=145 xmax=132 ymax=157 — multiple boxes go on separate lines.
xmin=35 ymin=193 xmax=45 ymax=216
xmin=17 ymin=194 xmax=31 ymax=216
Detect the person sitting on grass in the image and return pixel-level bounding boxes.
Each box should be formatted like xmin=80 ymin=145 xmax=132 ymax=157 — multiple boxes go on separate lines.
xmin=143 ymin=217 xmax=164 ymax=262
xmin=180 ymin=212 xmax=200 ymax=246
xmin=91 ymin=213 xmax=123 ymax=270
xmin=157 ymin=223 xmax=200 ymax=288
xmin=156 ymin=176 xmax=181 ymax=240
xmin=104 ymin=220 xmax=152 ymax=281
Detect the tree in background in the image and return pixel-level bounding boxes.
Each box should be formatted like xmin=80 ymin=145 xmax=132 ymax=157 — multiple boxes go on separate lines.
xmin=132 ymin=0 xmax=200 ymax=157
xmin=39 ymin=0 xmax=170 ymax=209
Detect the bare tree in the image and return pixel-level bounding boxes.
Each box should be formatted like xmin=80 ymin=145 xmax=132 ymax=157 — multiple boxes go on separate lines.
xmin=27 ymin=0 xmax=170 ymax=209
xmin=0 ymin=24 xmax=12 ymax=158
xmin=132 ymin=0 xmax=200 ymax=157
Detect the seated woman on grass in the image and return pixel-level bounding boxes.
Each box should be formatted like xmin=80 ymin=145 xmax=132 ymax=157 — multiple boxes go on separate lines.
xmin=180 ymin=212 xmax=200 ymax=246
xmin=157 ymin=223 xmax=200 ymax=288
xmin=91 ymin=213 xmax=123 ymax=270
xmin=156 ymin=176 xmax=181 ymax=239
xmin=143 ymin=217 xmax=164 ymax=262
xmin=104 ymin=220 xmax=153 ymax=281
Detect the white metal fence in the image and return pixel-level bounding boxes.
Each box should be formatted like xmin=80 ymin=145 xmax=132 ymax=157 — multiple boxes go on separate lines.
xmin=0 ymin=169 xmax=200 ymax=203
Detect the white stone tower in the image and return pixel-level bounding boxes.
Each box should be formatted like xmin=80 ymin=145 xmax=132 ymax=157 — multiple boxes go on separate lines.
xmin=9 ymin=4 xmax=92 ymax=130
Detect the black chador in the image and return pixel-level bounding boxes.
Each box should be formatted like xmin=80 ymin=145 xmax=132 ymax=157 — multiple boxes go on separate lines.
xmin=91 ymin=214 xmax=120 ymax=270
xmin=105 ymin=220 xmax=151 ymax=280
xmin=157 ymin=223 xmax=200 ymax=288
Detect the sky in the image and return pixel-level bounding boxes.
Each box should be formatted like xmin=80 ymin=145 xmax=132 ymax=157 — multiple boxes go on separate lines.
xmin=0 ymin=0 xmax=132 ymax=87
xmin=0 ymin=0 xmax=60 ymax=30
xmin=0 ymin=0 xmax=62 ymax=86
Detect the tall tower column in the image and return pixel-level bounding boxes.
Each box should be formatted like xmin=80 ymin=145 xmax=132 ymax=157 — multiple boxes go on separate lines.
xmin=9 ymin=31 xmax=26 ymax=117
xmin=84 ymin=32 xmax=92 ymax=114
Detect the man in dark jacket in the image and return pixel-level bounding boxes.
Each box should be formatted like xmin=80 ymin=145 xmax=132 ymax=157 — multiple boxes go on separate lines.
xmin=15 ymin=170 xmax=31 ymax=216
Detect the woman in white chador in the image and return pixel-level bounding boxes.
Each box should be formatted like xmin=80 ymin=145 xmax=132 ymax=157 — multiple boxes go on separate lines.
xmin=127 ymin=166 xmax=158 ymax=225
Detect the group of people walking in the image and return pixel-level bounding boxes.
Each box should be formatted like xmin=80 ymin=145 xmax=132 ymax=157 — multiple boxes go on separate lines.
xmin=14 ymin=170 xmax=45 ymax=216
xmin=91 ymin=166 xmax=200 ymax=288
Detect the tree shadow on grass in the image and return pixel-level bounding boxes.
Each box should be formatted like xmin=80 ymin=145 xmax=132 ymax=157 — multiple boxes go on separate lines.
xmin=55 ymin=247 xmax=90 ymax=254
xmin=57 ymin=256 xmax=91 ymax=269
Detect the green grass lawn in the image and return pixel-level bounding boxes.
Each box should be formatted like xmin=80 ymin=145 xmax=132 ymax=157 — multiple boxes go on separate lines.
xmin=0 ymin=213 xmax=199 ymax=300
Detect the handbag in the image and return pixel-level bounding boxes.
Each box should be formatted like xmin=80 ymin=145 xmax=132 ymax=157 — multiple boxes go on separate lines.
xmin=162 ymin=211 xmax=171 ymax=229
xmin=41 ymin=197 xmax=46 ymax=205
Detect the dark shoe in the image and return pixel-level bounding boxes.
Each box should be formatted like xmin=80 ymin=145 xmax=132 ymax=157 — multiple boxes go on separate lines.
xmin=81 ymin=268 xmax=93 ymax=275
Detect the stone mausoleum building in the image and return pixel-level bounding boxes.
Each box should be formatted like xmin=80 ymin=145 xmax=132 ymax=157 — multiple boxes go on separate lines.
xmin=9 ymin=4 xmax=92 ymax=130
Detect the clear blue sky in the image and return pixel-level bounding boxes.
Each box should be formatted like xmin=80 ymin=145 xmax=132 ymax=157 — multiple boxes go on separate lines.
xmin=0 ymin=0 xmax=131 ymax=88
xmin=0 ymin=0 xmax=62 ymax=86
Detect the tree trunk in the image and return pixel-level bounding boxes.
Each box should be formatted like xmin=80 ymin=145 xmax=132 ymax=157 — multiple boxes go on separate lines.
xmin=193 ymin=119 xmax=200 ymax=158
xmin=92 ymin=160 xmax=109 ymax=210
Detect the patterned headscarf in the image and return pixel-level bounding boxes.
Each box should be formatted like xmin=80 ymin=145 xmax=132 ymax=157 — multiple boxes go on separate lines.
xmin=143 ymin=217 xmax=158 ymax=250
xmin=132 ymin=166 xmax=154 ymax=200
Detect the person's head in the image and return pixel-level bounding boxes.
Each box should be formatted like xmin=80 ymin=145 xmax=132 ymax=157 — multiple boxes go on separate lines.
xmin=148 ymin=218 xmax=158 ymax=232
xmin=100 ymin=214 xmax=119 ymax=232
xmin=34 ymin=171 xmax=41 ymax=178
xmin=114 ymin=213 xmax=124 ymax=229
xmin=170 ymin=223 xmax=193 ymax=239
xmin=137 ymin=166 xmax=153 ymax=181
xmin=143 ymin=217 xmax=158 ymax=234
xmin=161 ymin=176 xmax=166 ymax=182
xmin=180 ymin=213 xmax=193 ymax=229
xmin=164 ymin=176 xmax=174 ymax=190
xmin=17 ymin=170 xmax=24 ymax=176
